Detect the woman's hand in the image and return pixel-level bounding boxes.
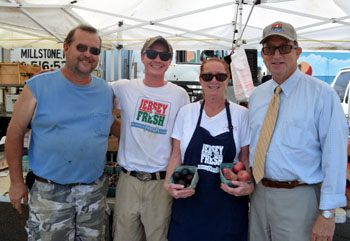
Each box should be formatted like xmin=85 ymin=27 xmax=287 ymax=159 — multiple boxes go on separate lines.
xmin=223 ymin=145 xmax=254 ymax=196
xmin=164 ymin=181 xmax=195 ymax=199
xmin=220 ymin=180 xmax=254 ymax=197
xmin=164 ymin=139 xmax=195 ymax=199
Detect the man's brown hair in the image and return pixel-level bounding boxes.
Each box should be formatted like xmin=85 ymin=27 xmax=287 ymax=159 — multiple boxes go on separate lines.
xmin=65 ymin=24 xmax=101 ymax=48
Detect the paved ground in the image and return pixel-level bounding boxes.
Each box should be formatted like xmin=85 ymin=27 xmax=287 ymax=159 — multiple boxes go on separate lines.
xmin=334 ymin=215 xmax=350 ymax=241
xmin=0 ymin=202 xmax=113 ymax=241
xmin=0 ymin=203 xmax=28 ymax=241
xmin=0 ymin=202 xmax=349 ymax=241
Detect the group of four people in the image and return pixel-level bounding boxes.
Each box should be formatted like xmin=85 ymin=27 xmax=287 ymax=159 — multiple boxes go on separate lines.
xmin=6 ymin=20 xmax=348 ymax=241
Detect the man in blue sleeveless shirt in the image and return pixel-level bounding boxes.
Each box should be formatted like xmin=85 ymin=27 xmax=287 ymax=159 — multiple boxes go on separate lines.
xmin=6 ymin=24 xmax=114 ymax=240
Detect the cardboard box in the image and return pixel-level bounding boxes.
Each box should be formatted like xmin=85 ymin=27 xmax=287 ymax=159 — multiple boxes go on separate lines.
xmin=108 ymin=137 xmax=119 ymax=151
xmin=5 ymin=94 xmax=19 ymax=112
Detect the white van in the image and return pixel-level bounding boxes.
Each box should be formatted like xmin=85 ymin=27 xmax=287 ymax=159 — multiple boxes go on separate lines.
xmin=331 ymin=67 xmax=350 ymax=118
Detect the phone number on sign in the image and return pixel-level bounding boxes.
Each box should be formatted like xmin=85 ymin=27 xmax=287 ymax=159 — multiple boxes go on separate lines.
xmin=30 ymin=60 xmax=66 ymax=70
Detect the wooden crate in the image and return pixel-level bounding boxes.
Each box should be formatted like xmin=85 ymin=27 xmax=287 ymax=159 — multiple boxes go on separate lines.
xmin=0 ymin=63 xmax=41 ymax=84
xmin=0 ymin=63 xmax=21 ymax=84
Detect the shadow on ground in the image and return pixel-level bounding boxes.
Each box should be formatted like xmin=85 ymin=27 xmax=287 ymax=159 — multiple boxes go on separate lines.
xmin=0 ymin=202 xmax=349 ymax=241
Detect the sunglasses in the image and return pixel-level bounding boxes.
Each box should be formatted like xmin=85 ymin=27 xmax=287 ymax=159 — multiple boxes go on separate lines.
xmin=201 ymin=73 xmax=228 ymax=82
xmin=76 ymin=43 xmax=101 ymax=56
xmin=142 ymin=49 xmax=172 ymax=61
xmin=262 ymin=45 xmax=298 ymax=56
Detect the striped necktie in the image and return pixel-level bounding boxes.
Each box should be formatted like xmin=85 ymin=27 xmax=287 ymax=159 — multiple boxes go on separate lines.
xmin=253 ymin=86 xmax=282 ymax=184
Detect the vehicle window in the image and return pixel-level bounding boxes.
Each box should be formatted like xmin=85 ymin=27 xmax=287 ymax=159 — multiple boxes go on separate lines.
xmin=176 ymin=50 xmax=228 ymax=64
xmin=176 ymin=50 xmax=201 ymax=64
xmin=333 ymin=71 xmax=350 ymax=102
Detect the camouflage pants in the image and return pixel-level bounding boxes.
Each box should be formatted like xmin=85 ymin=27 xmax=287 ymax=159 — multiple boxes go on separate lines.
xmin=26 ymin=174 xmax=109 ymax=241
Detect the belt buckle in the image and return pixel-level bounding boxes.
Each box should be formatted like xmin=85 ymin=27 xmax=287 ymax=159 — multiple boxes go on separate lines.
xmin=136 ymin=172 xmax=152 ymax=181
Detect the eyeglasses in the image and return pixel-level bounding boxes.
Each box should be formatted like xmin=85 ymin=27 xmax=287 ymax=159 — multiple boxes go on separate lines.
xmin=262 ymin=45 xmax=298 ymax=56
xmin=200 ymin=73 xmax=228 ymax=82
xmin=76 ymin=43 xmax=101 ymax=56
xmin=142 ymin=49 xmax=172 ymax=61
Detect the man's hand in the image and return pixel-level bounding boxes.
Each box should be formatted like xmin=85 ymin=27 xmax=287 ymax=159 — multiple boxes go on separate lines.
xmin=310 ymin=214 xmax=335 ymax=241
xmin=220 ymin=180 xmax=254 ymax=197
xmin=9 ymin=182 xmax=28 ymax=214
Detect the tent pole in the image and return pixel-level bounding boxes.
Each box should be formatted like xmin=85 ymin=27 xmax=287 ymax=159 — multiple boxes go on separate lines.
xmin=231 ymin=0 xmax=240 ymax=50
xmin=234 ymin=0 xmax=243 ymax=49
xmin=118 ymin=50 xmax=122 ymax=80
xmin=110 ymin=49 xmax=115 ymax=81
xmin=7 ymin=0 xmax=64 ymax=42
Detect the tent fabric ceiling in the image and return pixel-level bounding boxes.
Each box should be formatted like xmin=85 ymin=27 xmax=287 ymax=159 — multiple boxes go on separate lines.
xmin=0 ymin=0 xmax=349 ymax=51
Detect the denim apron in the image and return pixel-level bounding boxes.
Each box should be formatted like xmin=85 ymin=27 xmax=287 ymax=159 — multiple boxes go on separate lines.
xmin=168 ymin=100 xmax=248 ymax=241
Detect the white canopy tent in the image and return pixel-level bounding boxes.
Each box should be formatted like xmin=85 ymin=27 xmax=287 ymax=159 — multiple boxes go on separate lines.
xmin=0 ymin=0 xmax=349 ymax=51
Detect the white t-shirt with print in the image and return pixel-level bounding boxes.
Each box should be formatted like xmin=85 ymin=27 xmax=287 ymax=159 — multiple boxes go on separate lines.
xmin=110 ymin=79 xmax=190 ymax=172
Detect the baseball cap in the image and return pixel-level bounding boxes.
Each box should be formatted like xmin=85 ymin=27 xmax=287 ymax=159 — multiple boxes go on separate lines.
xmin=260 ymin=21 xmax=297 ymax=44
xmin=141 ymin=36 xmax=173 ymax=55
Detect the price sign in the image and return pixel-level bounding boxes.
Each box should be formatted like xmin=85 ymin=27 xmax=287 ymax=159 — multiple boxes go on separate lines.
xmin=10 ymin=48 xmax=66 ymax=70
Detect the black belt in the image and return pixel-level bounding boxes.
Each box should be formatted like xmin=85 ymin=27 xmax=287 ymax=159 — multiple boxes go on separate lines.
xmin=122 ymin=167 xmax=166 ymax=181
xmin=261 ymin=178 xmax=308 ymax=189
xmin=35 ymin=176 xmax=91 ymax=187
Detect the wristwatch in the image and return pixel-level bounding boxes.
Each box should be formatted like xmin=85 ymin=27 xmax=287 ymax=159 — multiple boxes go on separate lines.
xmin=320 ymin=210 xmax=335 ymax=219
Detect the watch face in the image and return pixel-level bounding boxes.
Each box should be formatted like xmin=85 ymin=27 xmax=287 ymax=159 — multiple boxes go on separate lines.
xmin=321 ymin=210 xmax=335 ymax=219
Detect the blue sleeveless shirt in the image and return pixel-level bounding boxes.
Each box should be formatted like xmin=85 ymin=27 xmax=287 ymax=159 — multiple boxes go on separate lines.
xmin=26 ymin=70 xmax=114 ymax=184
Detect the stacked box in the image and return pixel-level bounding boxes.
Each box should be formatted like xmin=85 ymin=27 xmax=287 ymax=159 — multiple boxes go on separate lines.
xmin=5 ymin=94 xmax=20 ymax=112
xmin=108 ymin=137 xmax=119 ymax=152
xmin=0 ymin=63 xmax=41 ymax=85
xmin=0 ymin=63 xmax=20 ymax=84
xmin=22 ymin=155 xmax=30 ymax=173
xmin=105 ymin=163 xmax=122 ymax=197
xmin=19 ymin=64 xmax=41 ymax=83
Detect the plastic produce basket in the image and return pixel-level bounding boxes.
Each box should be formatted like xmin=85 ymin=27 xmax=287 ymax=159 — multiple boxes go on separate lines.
xmin=220 ymin=163 xmax=237 ymax=188
xmin=169 ymin=165 xmax=199 ymax=189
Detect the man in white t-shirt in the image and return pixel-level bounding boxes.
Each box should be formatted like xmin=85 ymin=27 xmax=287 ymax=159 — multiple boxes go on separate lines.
xmin=110 ymin=36 xmax=190 ymax=241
